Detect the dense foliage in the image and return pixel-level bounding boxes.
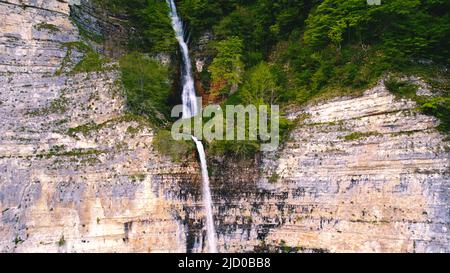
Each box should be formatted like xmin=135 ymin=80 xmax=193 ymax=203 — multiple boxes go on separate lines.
xmin=119 ymin=52 xmax=171 ymax=126
xmin=177 ymin=0 xmax=449 ymax=140
xmin=95 ymin=0 xmax=449 ymax=101
xmin=178 ymin=0 xmax=448 ymax=100
xmin=209 ymin=37 xmax=245 ymax=97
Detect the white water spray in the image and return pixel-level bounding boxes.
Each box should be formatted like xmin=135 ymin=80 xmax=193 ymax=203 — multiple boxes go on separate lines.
xmin=167 ymin=0 xmax=198 ymax=119
xmin=192 ymin=136 xmax=218 ymax=253
xmin=166 ymin=0 xmax=218 ymax=253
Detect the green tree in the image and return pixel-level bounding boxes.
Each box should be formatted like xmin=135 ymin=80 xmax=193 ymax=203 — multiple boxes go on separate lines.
xmin=119 ymin=52 xmax=171 ymax=126
xmin=240 ymin=62 xmax=279 ymax=105
xmin=303 ymin=0 xmax=369 ymax=49
xmin=209 ymin=37 xmax=244 ymax=97
xmin=138 ymin=0 xmax=177 ymax=53
xmin=178 ymin=0 xmax=224 ymax=35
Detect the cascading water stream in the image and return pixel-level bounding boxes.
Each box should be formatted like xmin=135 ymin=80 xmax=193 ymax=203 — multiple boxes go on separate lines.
xmin=192 ymin=136 xmax=217 ymax=253
xmin=166 ymin=0 xmax=198 ymax=119
xmin=166 ymin=0 xmax=218 ymax=253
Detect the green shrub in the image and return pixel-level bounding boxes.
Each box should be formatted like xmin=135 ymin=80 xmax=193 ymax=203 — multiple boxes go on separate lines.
xmin=56 ymin=41 xmax=107 ymax=75
xmin=58 ymin=235 xmax=65 ymax=247
xmin=153 ymin=130 xmax=195 ymax=162
xmin=386 ymin=77 xmax=449 ymax=134
xmin=14 ymin=236 xmax=24 ymax=245
xmin=385 ymin=78 xmax=419 ymax=99
xmin=35 ymin=22 xmax=59 ymax=33
xmin=73 ymin=50 xmax=108 ymax=73
xmin=268 ymin=172 xmax=280 ymax=184
xmin=209 ymin=140 xmax=260 ymax=159
xmin=209 ymin=37 xmax=244 ymax=96
xmin=420 ymin=97 xmax=450 ymax=134
xmin=29 ymin=96 xmax=68 ymax=116
xmin=343 ymin=131 xmax=382 ymax=141
xmin=119 ymin=52 xmax=172 ymax=126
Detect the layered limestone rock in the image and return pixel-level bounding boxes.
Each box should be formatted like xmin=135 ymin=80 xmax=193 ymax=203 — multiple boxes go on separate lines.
xmin=0 ymin=0 xmax=200 ymax=253
xmin=70 ymin=0 xmax=128 ymax=57
xmin=208 ymin=83 xmax=449 ymax=253
xmin=0 ymin=0 xmax=448 ymax=253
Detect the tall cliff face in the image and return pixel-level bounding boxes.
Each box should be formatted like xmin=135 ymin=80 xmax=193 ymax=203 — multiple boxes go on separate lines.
xmin=209 ymin=84 xmax=449 ymax=253
xmin=0 ymin=0 xmax=448 ymax=253
xmin=0 ymin=0 xmax=200 ymax=253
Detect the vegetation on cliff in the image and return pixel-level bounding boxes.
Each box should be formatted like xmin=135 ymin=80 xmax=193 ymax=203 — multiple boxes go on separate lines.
xmin=94 ymin=0 xmax=176 ymax=52
xmin=89 ymin=0 xmax=449 ymax=157
xmin=119 ymin=52 xmax=172 ymax=126
xmin=178 ymin=0 xmax=448 ymax=101
xmin=179 ymin=0 xmax=449 ymax=152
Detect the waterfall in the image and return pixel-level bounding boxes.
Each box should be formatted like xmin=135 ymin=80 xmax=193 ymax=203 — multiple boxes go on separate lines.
xmin=192 ymin=136 xmax=218 ymax=253
xmin=166 ymin=0 xmax=218 ymax=253
xmin=167 ymin=0 xmax=198 ymax=119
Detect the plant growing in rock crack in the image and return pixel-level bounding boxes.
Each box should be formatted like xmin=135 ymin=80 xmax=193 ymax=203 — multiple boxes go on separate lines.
xmin=268 ymin=172 xmax=280 ymax=184
xmin=55 ymin=41 xmax=108 ymax=76
xmin=58 ymin=235 xmax=65 ymax=247
xmin=35 ymin=22 xmax=60 ymax=33
xmin=342 ymin=131 xmax=382 ymax=141
xmin=28 ymin=96 xmax=69 ymax=116
xmin=14 ymin=236 xmax=24 ymax=245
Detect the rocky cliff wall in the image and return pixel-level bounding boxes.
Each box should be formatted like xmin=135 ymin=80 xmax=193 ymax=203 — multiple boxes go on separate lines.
xmin=208 ymin=84 xmax=449 ymax=253
xmin=69 ymin=0 xmax=128 ymax=58
xmin=0 ymin=0 xmax=448 ymax=253
xmin=0 ymin=0 xmax=201 ymax=253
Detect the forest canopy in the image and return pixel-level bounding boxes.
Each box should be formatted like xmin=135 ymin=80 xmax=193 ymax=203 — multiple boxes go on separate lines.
xmin=99 ymin=0 xmax=449 ymax=99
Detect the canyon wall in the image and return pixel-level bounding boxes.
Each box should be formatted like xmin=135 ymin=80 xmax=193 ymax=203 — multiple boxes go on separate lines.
xmin=0 ymin=0 xmax=448 ymax=253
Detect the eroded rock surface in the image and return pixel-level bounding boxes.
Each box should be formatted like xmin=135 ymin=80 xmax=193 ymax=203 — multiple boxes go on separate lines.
xmin=256 ymin=85 xmax=449 ymax=253
xmin=0 ymin=0 xmax=200 ymax=253
xmin=0 ymin=0 xmax=448 ymax=253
